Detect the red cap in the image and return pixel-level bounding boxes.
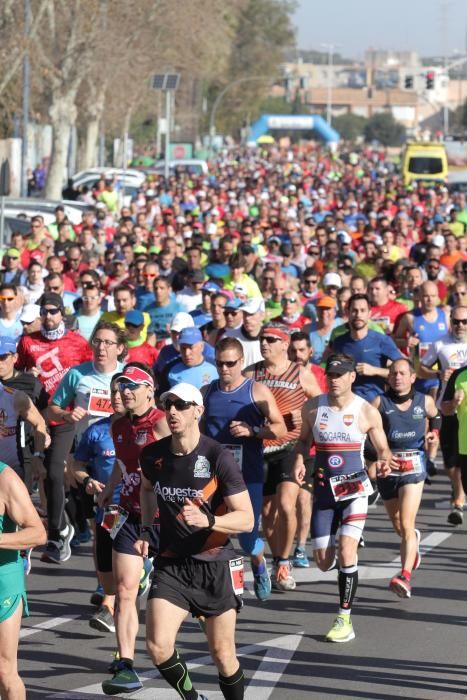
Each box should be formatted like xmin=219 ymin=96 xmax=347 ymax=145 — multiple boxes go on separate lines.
xmin=260 ymin=326 xmax=290 ymax=343
xmin=120 ymin=365 xmax=154 ymax=387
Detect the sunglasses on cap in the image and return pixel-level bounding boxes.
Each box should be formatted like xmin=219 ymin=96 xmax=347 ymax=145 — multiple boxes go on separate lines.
xmin=118 ymin=380 xmax=146 ymax=392
xmin=163 ymin=398 xmax=196 ymax=411
xmin=40 ymin=307 xmax=61 ymax=316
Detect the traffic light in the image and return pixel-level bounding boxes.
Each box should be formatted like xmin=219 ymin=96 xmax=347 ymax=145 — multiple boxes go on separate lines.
xmin=426 ymin=71 xmax=435 ymax=89
xmin=405 ymin=76 xmax=414 ymax=89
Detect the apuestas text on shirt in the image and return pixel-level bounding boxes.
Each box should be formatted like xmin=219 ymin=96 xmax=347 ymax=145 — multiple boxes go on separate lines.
xmin=154 ymin=482 xmax=204 ymax=502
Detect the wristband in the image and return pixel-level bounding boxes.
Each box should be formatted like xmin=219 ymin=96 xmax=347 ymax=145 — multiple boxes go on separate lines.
xmin=205 ymin=511 xmax=216 ymax=530
xmin=82 ymin=476 xmax=92 ymax=490
xmin=431 ymin=428 xmax=440 ymax=437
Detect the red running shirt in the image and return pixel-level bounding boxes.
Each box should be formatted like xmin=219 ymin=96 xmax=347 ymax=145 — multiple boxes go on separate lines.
xmin=112 ymin=407 xmax=165 ymax=516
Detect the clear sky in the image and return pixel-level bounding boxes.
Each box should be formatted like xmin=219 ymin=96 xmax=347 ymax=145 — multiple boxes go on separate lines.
xmin=293 ymin=0 xmax=467 ymax=59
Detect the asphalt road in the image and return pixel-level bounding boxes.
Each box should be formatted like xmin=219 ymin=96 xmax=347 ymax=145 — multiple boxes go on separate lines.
xmin=19 ymin=472 xmax=467 ymax=700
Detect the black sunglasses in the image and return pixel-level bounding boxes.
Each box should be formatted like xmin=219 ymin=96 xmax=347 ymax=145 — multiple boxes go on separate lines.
xmin=260 ymin=336 xmax=281 ymax=344
xmin=163 ymin=399 xmax=196 ymax=411
xmin=40 ymin=307 xmax=61 ymax=316
xmin=215 ymin=358 xmax=241 ymax=368
xmin=452 ymin=319 xmax=467 ymax=326
xmin=224 ymin=309 xmax=240 ymax=316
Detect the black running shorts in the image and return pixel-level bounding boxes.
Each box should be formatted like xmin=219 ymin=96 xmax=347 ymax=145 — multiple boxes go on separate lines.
xmin=112 ymin=519 xmax=159 ymax=558
xmin=148 ymin=556 xmax=243 ymax=618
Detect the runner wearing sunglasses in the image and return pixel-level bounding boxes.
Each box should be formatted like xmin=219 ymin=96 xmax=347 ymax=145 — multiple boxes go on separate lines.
xmin=139 ymin=382 xmax=254 ymax=700
xmin=98 ymin=362 xmax=170 ymax=695
xmin=202 ymin=337 xmax=286 ymax=601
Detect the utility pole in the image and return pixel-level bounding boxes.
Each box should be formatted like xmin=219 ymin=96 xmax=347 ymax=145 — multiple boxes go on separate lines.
xmin=21 ymin=0 xmax=30 ymax=198
xmin=321 ymin=43 xmax=337 ymax=126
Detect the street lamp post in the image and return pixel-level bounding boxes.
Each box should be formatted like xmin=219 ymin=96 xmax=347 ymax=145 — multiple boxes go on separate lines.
xmin=321 ymin=43 xmax=337 ymax=127
xmin=152 ymin=73 xmax=180 ymax=180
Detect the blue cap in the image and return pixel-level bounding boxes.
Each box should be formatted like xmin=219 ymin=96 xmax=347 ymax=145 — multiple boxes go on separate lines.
xmin=202 ymin=281 xmax=220 ymax=294
xmin=433 ymin=214 xmax=444 ymax=223
xmin=179 ymin=327 xmax=203 ymax=345
xmin=0 ymin=336 xmax=17 ymax=354
xmin=225 ymin=297 xmax=243 ymax=310
xmin=124 ymin=310 xmax=144 ymax=326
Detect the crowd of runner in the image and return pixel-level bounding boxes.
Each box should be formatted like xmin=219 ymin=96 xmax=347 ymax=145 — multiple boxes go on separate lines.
xmin=1 ymin=143 xmax=467 ymax=698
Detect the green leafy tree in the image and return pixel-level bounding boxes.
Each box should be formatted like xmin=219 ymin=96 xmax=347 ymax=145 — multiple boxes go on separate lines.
xmin=332 ymin=114 xmax=368 ymax=142
xmin=364 ymin=112 xmax=406 ymax=146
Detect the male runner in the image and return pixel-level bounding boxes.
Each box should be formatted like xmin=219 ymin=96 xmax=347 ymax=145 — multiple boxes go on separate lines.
xmin=98 ymin=363 xmax=169 ymax=695
xmin=420 ymin=305 xmax=467 ymax=524
xmin=72 ymin=374 xmax=124 ymax=633
xmin=0 ymin=462 xmax=46 ymax=700
xmin=139 ymin=382 xmax=254 ymax=700
xmin=244 ymin=324 xmax=320 ymax=591
xmin=16 ymin=291 xmax=92 ymax=563
xmin=202 ymin=336 xmax=286 ymax=600
xmin=373 ymin=358 xmax=439 ymax=598
xmin=294 ymin=353 xmax=391 ymax=642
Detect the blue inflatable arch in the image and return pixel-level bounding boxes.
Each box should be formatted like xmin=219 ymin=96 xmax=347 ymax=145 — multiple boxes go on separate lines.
xmin=248 ymin=114 xmax=340 ymax=147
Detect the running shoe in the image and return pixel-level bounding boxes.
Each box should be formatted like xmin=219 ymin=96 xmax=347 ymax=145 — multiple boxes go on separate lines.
xmin=89 ymin=605 xmax=115 ymax=634
xmin=325 ymin=614 xmax=355 ymax=643
xmin=90 ymin=584 xmax=105 ymax=607
xmin=413 ymin=529 xmax=421 ymax=571
xmin=447 ymin=506 xmax=463 ymax=526
xmin=253 ymin=569 xmax=272 ymax=600
xmin=389 ymin=573 xmax=411 ymax=599
xmin=102 ymin=662 xmax=143 ymax=695
xmin=292 ymin=547 xmax=310 ymax=568
xmin=272 ymin=561 xmax=296 ymax=591
xmin=137 ymin=557 xmax=153 ymax=598
xmin=21 ymin=549 xmax=32 ymax=575
xmin=79 ymin=525 xmax=93 ymax=543
xmin=40 ymin=523 xmax=75 ymax=563
xmin=108 ymin=652 xmax=120 ymax=673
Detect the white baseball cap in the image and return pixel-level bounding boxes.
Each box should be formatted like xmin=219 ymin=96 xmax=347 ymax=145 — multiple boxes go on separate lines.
xmin=20 ymin=304 xmax=41 ymax=324
xmin=240 ymin=298 xmax=265 ymax=314
xmin=160 ymin=382 xmax=203 ymax=407
xmin=323 ymin=272 xmax=342 ymax=289
xmin=170 ymin=312 xmax=195 ymax=332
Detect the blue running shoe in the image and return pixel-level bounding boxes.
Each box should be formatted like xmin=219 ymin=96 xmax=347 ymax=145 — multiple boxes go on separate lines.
xmin=137 ymin=557 xmax=153 ymax=598
xmin=293 ymin=547 xmax=310 ymax=568
xmin=253 ymin=569 xmax=272 ymax=601
xmin=102 ymin=662 xmax=142 ymax=695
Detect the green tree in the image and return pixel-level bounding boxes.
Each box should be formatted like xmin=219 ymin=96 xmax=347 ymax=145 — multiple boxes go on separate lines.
xmin=364 ymin=112 xmax=406 ymax=146
xmin=332 ymin=114 xmax=368 ymax=142
xmin=212 ymin=0 xmax=297 ymax=136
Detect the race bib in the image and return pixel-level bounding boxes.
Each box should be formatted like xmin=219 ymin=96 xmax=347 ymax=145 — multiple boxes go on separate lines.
xmin=374 ymin=316 xmax=391 ymax=332
xmin=101 ymin=504 xmax=128 ymax=539
xmin=229 ymin=557 xmax=244 ymax=595
xmin=418 ymin=342 xmax=430 ymax=359
xmin=224 ymin=444 xmax=243 ymax=469
xmin=88 ymin=388 xmax=113 ymax=417
xmin=329 ymin=470 xmax=373 ymax=502
xmin=393 ymin=450 xmax=423 ymax=475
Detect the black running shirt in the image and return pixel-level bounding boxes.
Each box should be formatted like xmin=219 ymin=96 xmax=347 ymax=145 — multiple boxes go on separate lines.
xmin=140 ymin=434 xmax=246 ymax=561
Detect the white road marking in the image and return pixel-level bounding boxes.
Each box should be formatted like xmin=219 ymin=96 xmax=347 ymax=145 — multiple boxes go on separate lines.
xmin=242 ymin=531 xmax=453 ymax=589
xmin=48 ymin=633 xmax=304 ymax=699
xmin=20 ymin=615 xmax=80 ymax=639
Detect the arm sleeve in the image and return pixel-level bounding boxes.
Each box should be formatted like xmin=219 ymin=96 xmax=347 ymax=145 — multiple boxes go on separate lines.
xmin=51 ymin=368 xmax=81 ymax=408
xmin=442 ymin=368 xmax=460 ymax=402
